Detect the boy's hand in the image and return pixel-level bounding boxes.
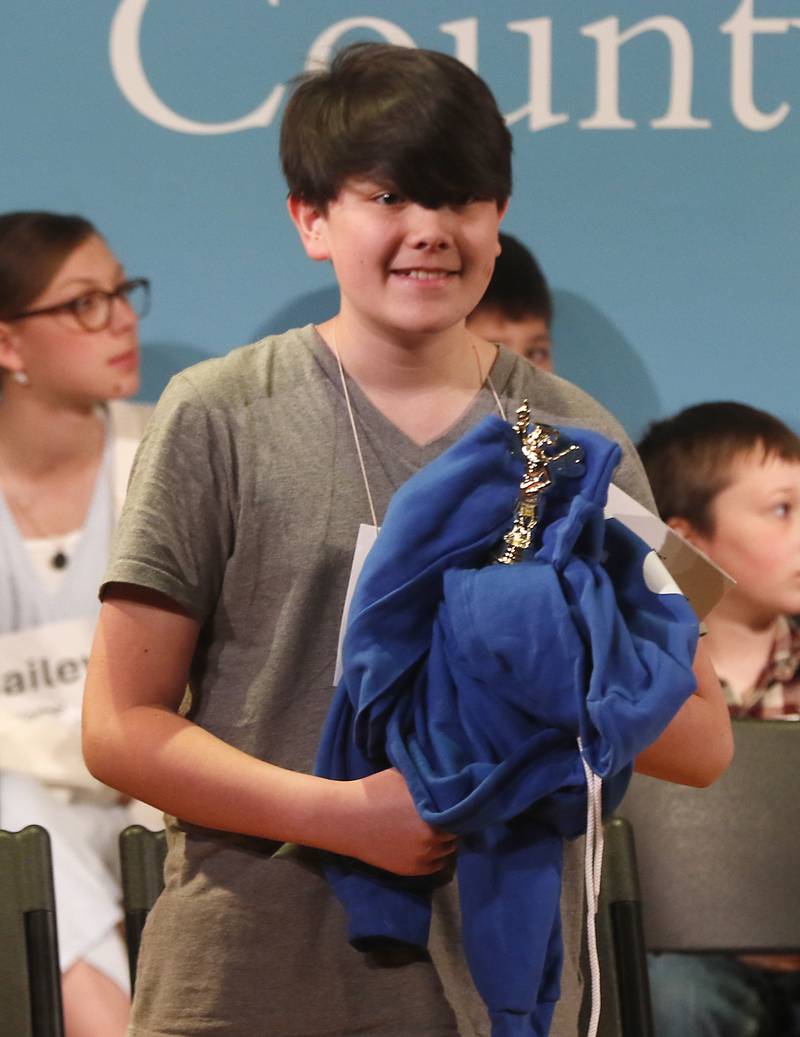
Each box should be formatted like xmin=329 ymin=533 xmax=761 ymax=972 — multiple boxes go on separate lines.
xmin=340 ymin=768 xmax=456 ymax=877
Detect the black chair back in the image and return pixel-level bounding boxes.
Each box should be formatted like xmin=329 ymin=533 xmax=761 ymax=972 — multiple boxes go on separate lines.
xmin=593 ymin=816 xmax=654 ymax=1037
xmin=0 ymin=825 xmax=64 ymax=1037
xmin=119 ymin=825 xmax=167 ymax=991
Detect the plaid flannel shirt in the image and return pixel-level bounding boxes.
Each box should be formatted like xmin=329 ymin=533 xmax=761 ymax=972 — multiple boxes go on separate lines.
xmin=723 ymin=616 xmax=800 ymax=720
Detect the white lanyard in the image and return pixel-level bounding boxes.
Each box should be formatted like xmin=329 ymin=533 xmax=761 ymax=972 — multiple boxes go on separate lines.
xmin=330 ymin=322 xmax=507 ymax=530
xmin=332 ymin=324 xmax=379 ymax=529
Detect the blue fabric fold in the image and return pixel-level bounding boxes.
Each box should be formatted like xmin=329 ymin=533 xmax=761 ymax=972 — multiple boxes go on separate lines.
xmin=316 ymin=414 xmax=699 ymax=1036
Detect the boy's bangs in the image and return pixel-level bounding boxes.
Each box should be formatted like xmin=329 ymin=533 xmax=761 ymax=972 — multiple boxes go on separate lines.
xmin=354 ymin=97 xmax=511 ymax=209
xmin=368 ymin=148 xmax=507 ymax=211
xmin=757 ymin=436 xmax=800 ymax=466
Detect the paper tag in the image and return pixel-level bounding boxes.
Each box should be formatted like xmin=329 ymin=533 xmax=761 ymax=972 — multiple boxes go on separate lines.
xmin=605 ymin=484 xmax=734 ymax=619
xmin=334 ymin=524 xmax=379 ymax=685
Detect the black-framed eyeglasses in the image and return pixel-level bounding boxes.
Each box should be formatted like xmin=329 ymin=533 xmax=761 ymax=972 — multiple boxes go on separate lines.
xmin=8 ymin=278 xmax=151 ymax=333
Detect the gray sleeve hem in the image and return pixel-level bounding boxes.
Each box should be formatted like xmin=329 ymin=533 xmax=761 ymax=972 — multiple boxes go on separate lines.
xmin=100 ymin=560 xmax=205 ymax=621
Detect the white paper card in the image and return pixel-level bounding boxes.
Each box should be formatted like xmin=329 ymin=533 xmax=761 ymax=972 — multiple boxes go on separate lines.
xmin=334 ymin=523 xmax=379 ymax=685
xmin=605 ymin=483 xmax=734 ymax=619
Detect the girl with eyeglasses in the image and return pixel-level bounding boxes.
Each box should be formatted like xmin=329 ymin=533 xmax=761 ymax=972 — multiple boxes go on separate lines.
xmin=0 ymin=210 xmax=154 ymax=1037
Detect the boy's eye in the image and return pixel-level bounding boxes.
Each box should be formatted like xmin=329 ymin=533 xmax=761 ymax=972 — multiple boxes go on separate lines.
xmin=373 ymin=192 xmax=403 ymax=206
xmin=767 ymin=499 xmax=792 ymax=518
xmin=525 ymin=347 xmax=550 ymax=363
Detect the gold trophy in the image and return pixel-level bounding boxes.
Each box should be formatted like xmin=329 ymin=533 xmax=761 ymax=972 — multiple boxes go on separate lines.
xmin=494 ymin=401 xmax=583 ymax=566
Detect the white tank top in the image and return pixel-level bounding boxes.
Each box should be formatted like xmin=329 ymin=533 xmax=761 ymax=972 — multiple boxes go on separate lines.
xmin=0 ymin=431 xmax=114 ymax=633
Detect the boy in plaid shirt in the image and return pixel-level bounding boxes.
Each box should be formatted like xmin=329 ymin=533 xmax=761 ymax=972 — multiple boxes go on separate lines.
xmin=639 ymin=400 xmax=800 ymax=1037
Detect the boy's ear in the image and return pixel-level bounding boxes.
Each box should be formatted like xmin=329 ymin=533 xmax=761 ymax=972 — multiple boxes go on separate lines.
xmin=287 ymin=196 xmax=331 ymax=262
xmin=667 ymin=515 xmax=703 ymax=548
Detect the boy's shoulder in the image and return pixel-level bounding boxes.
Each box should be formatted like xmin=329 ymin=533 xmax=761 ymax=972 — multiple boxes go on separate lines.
xmin=162 ymin=324 xmax=322 ymax=413
xmin=502 ymin=353 xmax=632 ymax=454
xmin=515 ymin=362 xmax=626 ymax=441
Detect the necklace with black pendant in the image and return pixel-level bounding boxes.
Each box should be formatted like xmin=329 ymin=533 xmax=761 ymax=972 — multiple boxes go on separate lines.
xmin=4 ymin=488 xmax=72 ymax=570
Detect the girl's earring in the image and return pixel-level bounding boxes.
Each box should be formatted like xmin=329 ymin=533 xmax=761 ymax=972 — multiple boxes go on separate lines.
xmin=12 ymin=371 xmax=29 ymax=386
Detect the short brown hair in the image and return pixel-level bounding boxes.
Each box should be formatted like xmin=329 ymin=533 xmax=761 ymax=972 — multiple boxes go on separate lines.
xmin=471 ymin=233 xmax=552 ymax=324
xmin=638 ymin=401 xmax=800 ymax=534
xmin=280 ymin=43 xmax=512 ymax=211
xmin=0 ymin=211 xmax=96 ymax=319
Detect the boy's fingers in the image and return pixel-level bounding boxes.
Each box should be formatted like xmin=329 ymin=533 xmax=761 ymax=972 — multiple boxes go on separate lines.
xmin=428 ymin=838 xmax=458 ymax=862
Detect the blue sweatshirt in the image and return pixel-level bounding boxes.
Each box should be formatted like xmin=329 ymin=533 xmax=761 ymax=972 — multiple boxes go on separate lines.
xmin=316 ymin=414 xmax=698 ymax=1037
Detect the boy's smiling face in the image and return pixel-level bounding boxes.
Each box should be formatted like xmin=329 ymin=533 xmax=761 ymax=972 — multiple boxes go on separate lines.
xmin=688 ymin=451 xmax=800 ymax=623
xmin=290 ymin=178 xmax=506 ymax=340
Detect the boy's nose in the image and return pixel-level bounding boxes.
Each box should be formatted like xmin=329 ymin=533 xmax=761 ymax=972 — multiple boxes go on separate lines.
xmin=404 ymin=206 xmax=454 ymax=251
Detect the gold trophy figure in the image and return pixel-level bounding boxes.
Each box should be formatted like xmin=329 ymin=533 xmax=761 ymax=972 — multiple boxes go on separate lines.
xmin=494 ymin=401 xmax=583 ymax=566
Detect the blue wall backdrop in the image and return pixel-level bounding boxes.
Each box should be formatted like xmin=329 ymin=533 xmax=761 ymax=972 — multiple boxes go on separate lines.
xmin=1 ymin=0 xmax=797 ymax=438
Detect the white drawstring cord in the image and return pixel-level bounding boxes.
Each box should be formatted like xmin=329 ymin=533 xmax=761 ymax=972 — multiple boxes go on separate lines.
xmin=578 ymin=737 xmax=604 ymax=1037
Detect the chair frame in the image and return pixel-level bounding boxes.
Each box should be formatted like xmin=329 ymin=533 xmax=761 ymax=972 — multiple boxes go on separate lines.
xmin=595 ymin=816 xmax=654 ymax=1037
xmin=0 ymin=824 xmax=64 ymax=1037
xmin=119 ymin=824 xmax=167 ymax=992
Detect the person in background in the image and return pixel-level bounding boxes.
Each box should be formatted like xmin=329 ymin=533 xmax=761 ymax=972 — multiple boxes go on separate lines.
xmin=638 ymin=400 xmax=800 ymax=1037
xmin=0 ymin=211 xmax=153 ymax=1037
xmin=466 ymin=232 xmax=554 ymax=371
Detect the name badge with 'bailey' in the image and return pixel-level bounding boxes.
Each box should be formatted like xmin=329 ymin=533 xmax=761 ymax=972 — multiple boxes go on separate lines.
xmin=0 ymin=616 xmax=107 ymax=792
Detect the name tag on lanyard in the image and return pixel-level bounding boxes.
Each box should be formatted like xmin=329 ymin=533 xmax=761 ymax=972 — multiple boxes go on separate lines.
xmin=0 ymin=616 xmax=101 ymax=789
xmin=334 ymin=523 xmax=379 ymax=686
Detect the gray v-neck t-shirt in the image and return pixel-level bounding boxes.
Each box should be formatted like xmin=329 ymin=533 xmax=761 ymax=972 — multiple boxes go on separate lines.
xmin=104 ymin=325 xmax=654 ymax=1037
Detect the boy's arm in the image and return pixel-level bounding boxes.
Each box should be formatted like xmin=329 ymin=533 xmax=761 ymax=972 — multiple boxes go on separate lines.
xmin=634 ymin=639 xmax=733 ymax=787
xmin=82 ymin=585 xmax=455 ymax=876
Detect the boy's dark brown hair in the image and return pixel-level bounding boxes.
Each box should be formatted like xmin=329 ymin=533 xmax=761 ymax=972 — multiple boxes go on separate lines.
xmin=638 ymin=401 xmax=800 ymax=534
xmin=280 ymin=42 xmax=512 ymax=211
xmin=0 ymin=211 xmax=95 ymax=319
xmin=471 ymin=233 xmax=552 ymax=324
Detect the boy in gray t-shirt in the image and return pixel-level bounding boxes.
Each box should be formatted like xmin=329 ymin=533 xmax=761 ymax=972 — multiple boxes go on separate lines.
xmin=83 ymin=43 xmax=731 ymax=1037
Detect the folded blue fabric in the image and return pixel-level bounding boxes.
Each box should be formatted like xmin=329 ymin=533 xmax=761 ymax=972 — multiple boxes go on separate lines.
xmin=316 ymin=414 xmax=698 ymax=1037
